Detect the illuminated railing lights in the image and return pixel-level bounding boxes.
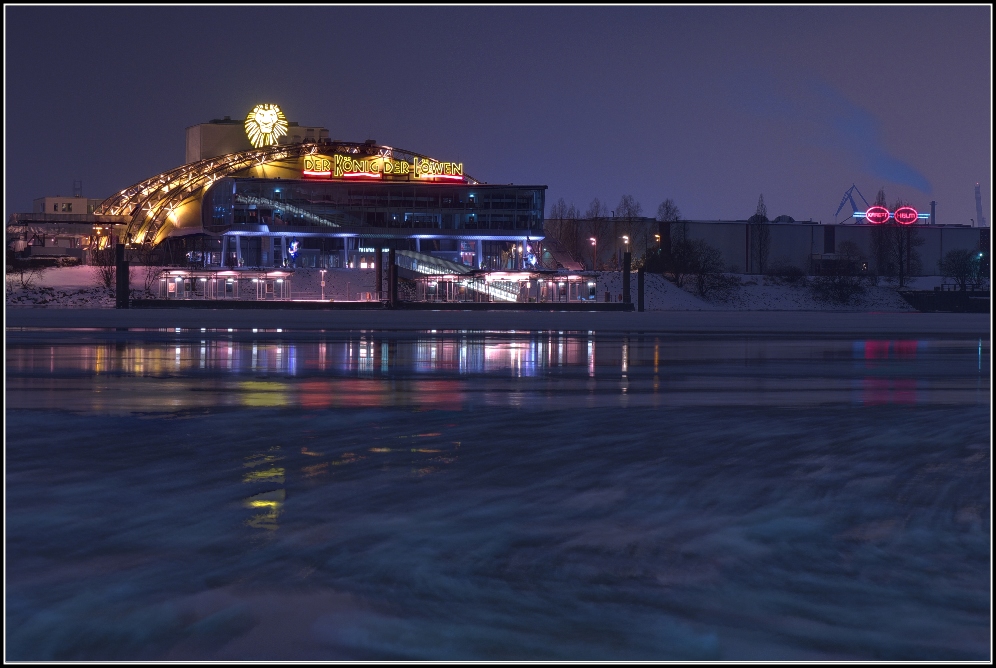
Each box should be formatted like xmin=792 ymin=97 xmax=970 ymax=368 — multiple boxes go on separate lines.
xmin=417 ymin=173 xmax=465 ymax=181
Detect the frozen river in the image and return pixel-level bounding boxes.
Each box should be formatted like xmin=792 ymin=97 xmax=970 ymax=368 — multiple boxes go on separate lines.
xmin=5 ymin=328 xmax=991 ymax=660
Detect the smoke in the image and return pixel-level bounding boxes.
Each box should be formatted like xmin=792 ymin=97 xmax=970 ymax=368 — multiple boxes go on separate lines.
xmin=734 ymin=70 xmax=932 ymax=195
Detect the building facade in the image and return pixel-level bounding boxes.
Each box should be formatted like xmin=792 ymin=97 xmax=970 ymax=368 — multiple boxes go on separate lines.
xmin=544 ymin=215 xmax=987 ymax=277
xmin=202 ymin=177 xmax=545 ymax=269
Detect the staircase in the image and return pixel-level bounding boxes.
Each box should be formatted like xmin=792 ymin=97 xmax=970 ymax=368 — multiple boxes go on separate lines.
xmin=540 ymin=238 xmax=584 ymax=270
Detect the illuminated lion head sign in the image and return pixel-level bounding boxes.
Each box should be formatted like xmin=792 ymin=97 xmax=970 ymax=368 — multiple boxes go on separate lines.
xmin=245 ymin=103 xmax=288 ymax=148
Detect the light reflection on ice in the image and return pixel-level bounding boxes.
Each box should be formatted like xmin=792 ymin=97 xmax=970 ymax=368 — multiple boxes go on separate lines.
xmin=5 ymin=334 xmax=988 ymax=414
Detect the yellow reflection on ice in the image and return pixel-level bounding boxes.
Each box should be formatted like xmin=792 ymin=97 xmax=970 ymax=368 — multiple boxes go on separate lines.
xmin=243 ymin=467 xmax=285 ymax=483
xmin=244 ymin=452 xmax=283 ymax=468
xmin=244 ymin=489 xmax=285 ymax=531
xmin=239 ymin=380 xmax=290 ymax=407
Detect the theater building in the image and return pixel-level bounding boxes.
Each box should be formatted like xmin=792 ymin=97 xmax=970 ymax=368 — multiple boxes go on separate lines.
xmin=91 ymin=103 xmax=547 ymax=271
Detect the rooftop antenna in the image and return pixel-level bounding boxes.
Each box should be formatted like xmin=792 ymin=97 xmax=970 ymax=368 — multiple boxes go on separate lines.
xmin=834 ymin=184 xmax=870 ymax=223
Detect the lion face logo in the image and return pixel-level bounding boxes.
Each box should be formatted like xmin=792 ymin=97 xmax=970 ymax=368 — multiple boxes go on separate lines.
xmin=245 ymin=104 xmax=288 ymax=148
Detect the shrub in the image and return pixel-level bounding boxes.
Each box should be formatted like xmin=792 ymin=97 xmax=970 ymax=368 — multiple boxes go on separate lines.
xmin=766 ymin=263 xmax=806 ymax=284
xmin=809 ymin=274 xmax=867 ymax=305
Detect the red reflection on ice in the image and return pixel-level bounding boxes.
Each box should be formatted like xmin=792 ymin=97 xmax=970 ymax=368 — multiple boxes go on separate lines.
xmin=863 ymin=340 xmax=918 ymax=362
xmin=410 ymin=380 xmax=465 ymax=407
xmin=864 ymin=340 xmax=892 ymax=359
xmin=894 ymin=340 xmax=918 ymax=359
xmin=298 ymin=381 xmax=333 ymax=409
xmin=296 ymin=379 xmax=465 ymax=409
xmin=861 ymin=378 xmax=917 ymax=404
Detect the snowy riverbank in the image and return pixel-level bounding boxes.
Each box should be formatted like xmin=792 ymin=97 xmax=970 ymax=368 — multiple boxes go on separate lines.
xmin=6 ymin=266 xmax=947 ymax=312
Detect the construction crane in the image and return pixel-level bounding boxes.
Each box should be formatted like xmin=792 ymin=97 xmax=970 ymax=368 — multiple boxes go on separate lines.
xmin=834 ymin=184 xmax=871 ymax=223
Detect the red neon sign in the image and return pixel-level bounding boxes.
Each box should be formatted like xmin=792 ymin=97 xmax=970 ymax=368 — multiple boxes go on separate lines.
xmin=302 ymin=170 xmax=331 ymax=177
xmin=865 ymin=206 xmax=890 ymax=224
xmin=894 ymin=206 xmax=918 ymax=225
xmin=342 ymin=172 xmax=382 ymax=179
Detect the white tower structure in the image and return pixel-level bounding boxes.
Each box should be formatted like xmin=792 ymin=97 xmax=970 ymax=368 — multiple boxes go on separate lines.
xmin=975 ymin=183 xmax=987 ymax=227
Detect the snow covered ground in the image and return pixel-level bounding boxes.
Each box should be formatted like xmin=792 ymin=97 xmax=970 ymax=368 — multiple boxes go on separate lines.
xmin=5 ymin=265 xmax=935 ymax=311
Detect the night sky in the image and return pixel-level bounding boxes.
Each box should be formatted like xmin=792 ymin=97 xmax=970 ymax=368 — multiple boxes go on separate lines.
xmin=5 ymin=6 xmax=991 ymax=225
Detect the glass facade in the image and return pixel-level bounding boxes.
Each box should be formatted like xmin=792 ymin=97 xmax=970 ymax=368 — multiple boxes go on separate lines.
xmin=204 ymin=178 xmax=545 ymax=237
xmin=200 ymin=178 xmax=546 ymax=270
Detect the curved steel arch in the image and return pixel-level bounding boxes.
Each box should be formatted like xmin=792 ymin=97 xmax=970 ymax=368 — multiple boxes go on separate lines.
xmin=94 ymin=142 xmax=481 ymax=244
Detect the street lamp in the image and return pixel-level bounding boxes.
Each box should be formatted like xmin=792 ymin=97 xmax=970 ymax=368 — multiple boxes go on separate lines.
xmin=589 ymin=237 xmax=597 ymax=270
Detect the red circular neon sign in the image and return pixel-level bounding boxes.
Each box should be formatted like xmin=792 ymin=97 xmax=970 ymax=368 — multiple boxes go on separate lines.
xmin=894 ymin=206 xmax=918 ymax=225
xmin=865 ymin=206 xmax=890 ymax=224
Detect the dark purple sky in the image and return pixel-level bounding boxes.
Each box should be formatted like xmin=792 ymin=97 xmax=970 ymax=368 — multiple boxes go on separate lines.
xmin=5 ymin=6 xmax=991 ymax=225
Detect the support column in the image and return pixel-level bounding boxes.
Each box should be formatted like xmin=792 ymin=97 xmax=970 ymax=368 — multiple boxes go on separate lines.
xmin=115 ymin=243 xmax=129 ymax=309
xmin=476 ymin=240 xmax=483 ymax=269
xmin=637 ymin=266 xmax=645 ymax=312
xmin=388 ymin=248 xmax=397 ymax=307
xmin=622 ymin=251 xmax=631 ymax=304
xmin=375 ymin=246 xmax=383 ymax=299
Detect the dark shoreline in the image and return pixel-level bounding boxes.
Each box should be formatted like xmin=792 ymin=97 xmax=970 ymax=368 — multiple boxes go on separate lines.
xmin=5 ymin=307 xmax=990 ymax=337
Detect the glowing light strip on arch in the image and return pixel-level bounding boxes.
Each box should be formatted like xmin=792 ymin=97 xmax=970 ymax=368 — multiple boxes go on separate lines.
xmin=94 ymin=143 xmax=480 ymax=245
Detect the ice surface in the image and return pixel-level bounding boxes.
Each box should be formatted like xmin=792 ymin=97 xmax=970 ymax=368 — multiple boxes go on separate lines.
xmin=5 ymin=332 xmax=990 ymax=661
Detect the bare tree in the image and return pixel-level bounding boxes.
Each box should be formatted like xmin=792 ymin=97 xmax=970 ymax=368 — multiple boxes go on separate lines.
xmin=748 ymin=193 xmax=771 ymax=274
xmin=6 ymin=257 xmax=47 ymax=293
xmin=543 ymin=198 xmax=585 ymax=268
xmin=136 ymin=243 xmax=166 ymax=297
xmin=810 ymin=240 xmax=868 ymax=304
xmin=547 ymin=197 xmax=569 ymax=234
xmin=616 ymin=195 xmax=645 ymax=260
xmin=648 ymin=198 xmax=683 ymax=275
xmin=872 ymin=198 xmax=924 ymax=288
xmin=689 ymin=239 xmax=725 ymax=297
xmin=665 ymin=228 xmax=696 ymax=288
xmin=544 ymin=198 xmax=569 ymax=266
xmin=585 ymin=198 xmax=613 ymax=269
xmin=645 ymin=222 xmax=696 ymax=288
xmin=91 ymin=246 xmax=116 ymax=290
xmin=939 ymin=249 xmax=985 ymax=291
xmin=656 ymin=198 xmax=680 ymax=258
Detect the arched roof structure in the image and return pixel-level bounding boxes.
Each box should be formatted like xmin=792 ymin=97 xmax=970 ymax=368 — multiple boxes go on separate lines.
xmin=94 ymin=142 xmax=481 ymax=244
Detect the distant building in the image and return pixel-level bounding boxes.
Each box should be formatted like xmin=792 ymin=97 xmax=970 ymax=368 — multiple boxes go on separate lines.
xmin=32 ymin=196 xmax=104 ymax=215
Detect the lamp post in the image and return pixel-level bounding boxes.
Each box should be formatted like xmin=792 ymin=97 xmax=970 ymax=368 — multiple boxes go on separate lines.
xmin=589 ymin=237 xmax=597 ymax=270
xmin=621 ymin=236 xmax=631 ymax=305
